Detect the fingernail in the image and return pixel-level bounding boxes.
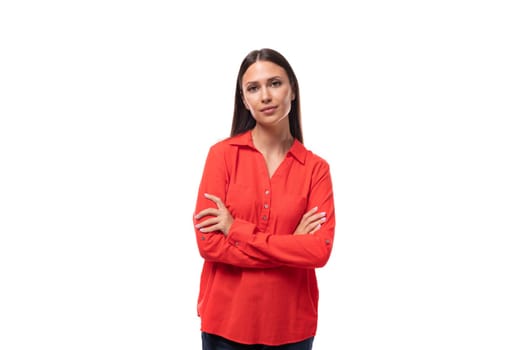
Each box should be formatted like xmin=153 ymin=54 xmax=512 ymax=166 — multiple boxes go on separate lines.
xmin=320 ymin=212 xmax=326 ymax=216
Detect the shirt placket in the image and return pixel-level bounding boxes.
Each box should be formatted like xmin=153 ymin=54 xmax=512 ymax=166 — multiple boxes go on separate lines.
xmin=259 ymin=187 xmax=271 ymax=231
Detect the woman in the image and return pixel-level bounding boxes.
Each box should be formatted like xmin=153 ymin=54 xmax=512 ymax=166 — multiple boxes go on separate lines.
xmin=193 ymin=48 xmax=336 ymax=350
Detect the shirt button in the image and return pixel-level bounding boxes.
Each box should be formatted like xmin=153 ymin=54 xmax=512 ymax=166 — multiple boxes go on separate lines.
xmin=264 ymin=190 xmax=270 ymax=195
xmin=262 ymin=215 xmax=267 ymax=220
xmin=235 ymin=241 xmax=239 ymax=246
xmin=264 ymin=203 xmax=269 ymax=209
xmin=325 ymin=239 xmax=331 ymax=245
xmin=200 ymin=236 xmax=206 ymax=240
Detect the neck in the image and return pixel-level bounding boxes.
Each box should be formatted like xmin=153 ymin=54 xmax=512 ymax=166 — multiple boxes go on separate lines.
xmin=251 ymin=126 xmax=294 ymax=154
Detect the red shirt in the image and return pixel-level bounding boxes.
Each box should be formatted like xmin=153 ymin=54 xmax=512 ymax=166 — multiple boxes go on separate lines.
xmin=193 ymin=130 xmax=336 ymax=345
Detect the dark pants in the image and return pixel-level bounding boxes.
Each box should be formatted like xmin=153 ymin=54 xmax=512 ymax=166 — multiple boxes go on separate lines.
xmin=202 ymin=332 xmax=314 ymax=350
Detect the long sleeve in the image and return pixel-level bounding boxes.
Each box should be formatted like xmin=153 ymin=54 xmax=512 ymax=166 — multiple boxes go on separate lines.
xmin=193 ymin=144 xmax=280 ymax=268
xmin=194 ymin=132 xmax=336 ymax=345
xmin=226 ymin=160 xmax=335 ymax=268
xmin=193 ymin=133 xmax=336 ymax=269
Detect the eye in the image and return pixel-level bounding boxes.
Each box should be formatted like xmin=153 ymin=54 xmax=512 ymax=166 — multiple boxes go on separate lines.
xmin=246 ymin=85 xmax=259 ymax=93
xmin=270 ymin=80 xmax=282 ymax=88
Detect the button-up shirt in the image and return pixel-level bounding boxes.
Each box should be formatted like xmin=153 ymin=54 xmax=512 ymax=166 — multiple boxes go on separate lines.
xmin=193 ymin=130 xmax=336 ymax=345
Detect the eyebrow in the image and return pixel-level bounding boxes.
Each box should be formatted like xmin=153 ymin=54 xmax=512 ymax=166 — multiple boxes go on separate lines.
xmin=244 ymin=75 xmax=283 ymax=86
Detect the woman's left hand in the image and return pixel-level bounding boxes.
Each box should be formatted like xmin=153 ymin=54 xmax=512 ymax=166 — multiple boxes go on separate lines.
xmin=194 ymin=193 xmax=234 ymax=236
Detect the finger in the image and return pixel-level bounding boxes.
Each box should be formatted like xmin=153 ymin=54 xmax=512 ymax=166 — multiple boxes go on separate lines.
xmin=302 ymin=221 xmax=316 ymax=234
xmin=301 ymin=212 xmax=326 ymax=228
xmin=310 ymin=224 xmax=322 ymax=234
xmin=195 ymin=217 xmax=219 ymax=229
xmin=307 ymin=222 xmax=322 ymax=234
xmin=204 ymin=193 xmax=225 ymax=209
xmin=198 ymin=224 xmax=221 ymax=233
xmin=194 ymin=207 xmax=219 ymax=219
xmin=303 ymin=206 xmax=318 ymax=218
xmin=308 ymin=212 xmax=326 ymax=221
xmin=302 ymin=209 xmax=326 ymax=223
xmin=307 ymin=217 xmax=326 ymax=233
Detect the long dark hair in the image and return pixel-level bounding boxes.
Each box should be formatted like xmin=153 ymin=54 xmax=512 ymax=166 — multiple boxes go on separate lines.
xmin=230 ymin=48 xmax=303 ymax=143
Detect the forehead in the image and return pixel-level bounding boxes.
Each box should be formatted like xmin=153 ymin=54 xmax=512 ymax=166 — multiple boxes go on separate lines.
xmin=242 ymin=60 xmax=288 ymax=84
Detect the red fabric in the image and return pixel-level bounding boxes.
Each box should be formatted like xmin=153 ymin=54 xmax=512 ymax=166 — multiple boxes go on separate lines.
xmin=193 ymin=130 xmax=336 ymax=345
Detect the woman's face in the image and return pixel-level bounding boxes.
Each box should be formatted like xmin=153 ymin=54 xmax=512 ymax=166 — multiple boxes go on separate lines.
xmin=241 ymin=60 xmax=295 ymax=128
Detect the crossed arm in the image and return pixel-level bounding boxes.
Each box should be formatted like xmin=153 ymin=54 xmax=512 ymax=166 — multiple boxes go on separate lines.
xmin=194 ymin=193 xmax=326 ymax=237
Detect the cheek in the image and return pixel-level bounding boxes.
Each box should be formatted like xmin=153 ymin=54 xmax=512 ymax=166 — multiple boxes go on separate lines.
xmin=243 ymin=97 xmax=256 ymax=112
xmin=282 ymin=90 xmax=293 ymax=105
xmin=245 ymin=102 xmax=254 ymax=114
xmin=283 ymin=94 xmax=293 ymax=112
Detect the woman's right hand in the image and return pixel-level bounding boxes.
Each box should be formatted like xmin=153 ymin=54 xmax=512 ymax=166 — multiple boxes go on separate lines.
xmin=194 ymin=193 xmax=234 ymax=236
xmin=293 ymin=206 xmax=326 ymax=235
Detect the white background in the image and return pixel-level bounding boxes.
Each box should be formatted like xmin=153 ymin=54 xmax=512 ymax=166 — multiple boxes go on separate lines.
xmin=1 ymin=1 xmax=524 ymax=349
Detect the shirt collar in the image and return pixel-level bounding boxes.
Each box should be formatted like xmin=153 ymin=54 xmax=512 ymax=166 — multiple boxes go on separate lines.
xmin=228 ymin=130 xmax=307 ymax=165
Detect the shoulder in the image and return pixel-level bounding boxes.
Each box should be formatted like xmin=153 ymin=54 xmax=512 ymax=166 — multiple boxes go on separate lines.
xmin=307 ymin=150 xmax=332 ymax=179
xmin=307 ymin=149 xmax=330 ymax=166
xmin=302 ymin=147 xmax=334 ymax=188
xmin=293 ymin=141 xmax=331 ymax=170
xmin=205 ymin=132 xmax=250 ymax=164
xmin=209 ymin=132 xmax=249 ymax=152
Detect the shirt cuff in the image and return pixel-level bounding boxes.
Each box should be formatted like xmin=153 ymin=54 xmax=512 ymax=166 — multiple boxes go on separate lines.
xmin=227 ymin=218 xmax=257 ymax=247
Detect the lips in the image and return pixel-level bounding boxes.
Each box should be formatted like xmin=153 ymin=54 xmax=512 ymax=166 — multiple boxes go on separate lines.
xmin=260 ymin=106 xmax=277 ymax=115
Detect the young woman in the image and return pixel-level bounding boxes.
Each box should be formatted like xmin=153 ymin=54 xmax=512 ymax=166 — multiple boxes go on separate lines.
xmin=193 ymin=48 xmax=336 ymax=350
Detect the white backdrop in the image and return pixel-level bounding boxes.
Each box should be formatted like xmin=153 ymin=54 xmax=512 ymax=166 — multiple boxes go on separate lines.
xmin=1 ymin=1 xmax=524 ymax=349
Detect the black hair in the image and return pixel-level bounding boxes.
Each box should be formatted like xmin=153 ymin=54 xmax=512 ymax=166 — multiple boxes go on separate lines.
xmin=230 ymin=48 xmax=303 ymax=143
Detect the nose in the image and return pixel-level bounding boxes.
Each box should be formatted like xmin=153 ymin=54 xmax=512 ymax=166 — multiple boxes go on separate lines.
xmin=261 ymin=86 xmax=271 ymax=103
